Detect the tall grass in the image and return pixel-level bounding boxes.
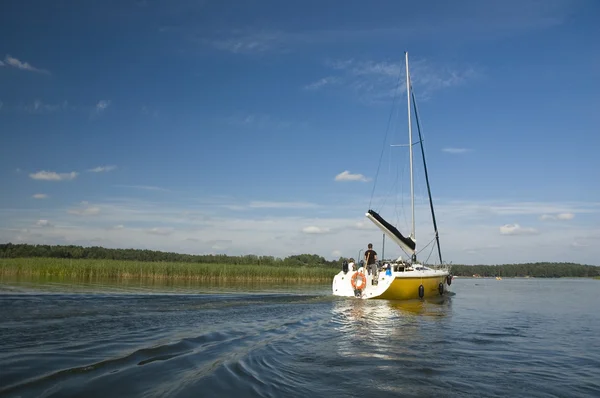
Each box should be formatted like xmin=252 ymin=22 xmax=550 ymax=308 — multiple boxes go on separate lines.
xmin=0 ymin=258 xmax=338 ymax=282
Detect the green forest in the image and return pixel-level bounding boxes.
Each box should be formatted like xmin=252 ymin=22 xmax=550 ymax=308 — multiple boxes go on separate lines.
xmin=0 ymin=243 xmax=598 ymax=278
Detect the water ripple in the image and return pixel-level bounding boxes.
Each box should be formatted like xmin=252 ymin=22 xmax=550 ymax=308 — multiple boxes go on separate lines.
xmin=0 ymin=278 xmax=599 ymax=397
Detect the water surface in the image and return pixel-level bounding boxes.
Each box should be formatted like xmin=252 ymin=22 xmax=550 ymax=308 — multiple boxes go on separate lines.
xmin=1 ymin=276 xmax=599 ymax=397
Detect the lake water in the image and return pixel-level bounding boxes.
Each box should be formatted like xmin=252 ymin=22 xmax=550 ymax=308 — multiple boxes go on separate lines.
xmin=0 ymin=276 xmax=599 ymax=397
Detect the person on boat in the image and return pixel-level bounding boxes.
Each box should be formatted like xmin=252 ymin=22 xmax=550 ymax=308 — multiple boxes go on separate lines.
xmin=364 ymin=243 xmax=378 ymax=276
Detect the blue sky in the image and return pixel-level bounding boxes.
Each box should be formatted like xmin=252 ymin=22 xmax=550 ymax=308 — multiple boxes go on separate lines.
xmin=1 ymin=0 xmax=599 ymax=265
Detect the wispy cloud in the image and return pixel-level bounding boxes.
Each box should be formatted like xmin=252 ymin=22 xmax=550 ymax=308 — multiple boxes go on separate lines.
xmin=335 ymin=170 xmax=370 ymax=182
xmin=301 ymin=226 xmax=331 ymax=234
xmin=146 ymin=227 xmax=174 ymax=236
xmin=3 ymin=55 xmax=50 ymax=74
xmin=92 ymin=100 xmax=111 ymax=117
xmin=499 ymin=223 xmax=539 ymax=236
xmin=437 ymin=200 xmax=600 ymax=220
xmin=205 ymin=30 xmax=287 ymax=54
xmin=36 ymin=219 xmax=53 ymax=228
xmin=248 ymin=201 xmax=319 ymax=209
xmin=22 ymin=100 xmax=69 ymax=114
xmin=540 ymin=213 xmax=575 ymax=221
xmin=226 ymin=113 xmax=293 ymax=130
xmin=303 ymin=77 xmax=339 ymax=91
xmin=32 ymin=194 xmax=48 ymax=199
xmin=88 ymin=165 xmax=117 ymax=173
xmin=306 ymin=57 xmax=477 ymax=102
xmin=68 ymin=202 xmax=101 ymax=216
xmin=443 ymin=147 xmax=470 ymax=154
xmin=29 ymin=170 xmax=78 ymax=181
xmin=115 ymin=185 xmax=169 ymax=192
xmin=205 ymin=239 xmax=232 ymax=250
xmin=220 ymin=200 xmax=320 ymax=211
xmin=141 ymin=105 xmax=159 ymax=118
xmin=353 ymin=221 xmax=376 ymax=230
xmin=199 ymin=0 xmax=578 ymax=58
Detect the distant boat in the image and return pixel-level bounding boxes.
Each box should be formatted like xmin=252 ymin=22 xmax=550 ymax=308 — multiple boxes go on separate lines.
xmin=332 ymin=51 xmax=452 ymax=300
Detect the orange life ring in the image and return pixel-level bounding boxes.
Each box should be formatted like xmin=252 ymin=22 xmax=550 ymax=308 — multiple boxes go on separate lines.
xmin=351 ymin=271 xmax=367 ymax=290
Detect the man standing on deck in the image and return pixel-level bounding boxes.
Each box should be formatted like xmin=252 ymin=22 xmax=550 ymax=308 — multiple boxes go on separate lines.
xmin=364 ymin=243 xmax=378 ymax=277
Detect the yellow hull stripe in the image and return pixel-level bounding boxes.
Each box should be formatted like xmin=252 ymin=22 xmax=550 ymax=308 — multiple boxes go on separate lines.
xmin=376 ymin=275 xmax=447 ymax=300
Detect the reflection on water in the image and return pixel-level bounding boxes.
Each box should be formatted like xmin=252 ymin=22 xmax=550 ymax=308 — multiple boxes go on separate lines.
xmin=330 ymin=296 xmax=453 ymax=363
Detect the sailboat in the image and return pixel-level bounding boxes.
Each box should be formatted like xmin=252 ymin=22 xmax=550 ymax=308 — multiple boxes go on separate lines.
xmin=332 ymin=51 xmax=452 ymax=300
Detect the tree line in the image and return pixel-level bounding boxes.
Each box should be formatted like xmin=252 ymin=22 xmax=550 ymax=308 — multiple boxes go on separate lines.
xmin=0 ymin=243 xmax=340 ymax=268
xmin=0 ymin=243 xmax=598 ymax=277
xmin=449 ymin=263 xmax=599 ymax=278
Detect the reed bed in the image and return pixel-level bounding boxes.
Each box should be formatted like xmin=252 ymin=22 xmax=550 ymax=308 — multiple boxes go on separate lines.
xmin=0 ymin=258 xmax=337 ymax=282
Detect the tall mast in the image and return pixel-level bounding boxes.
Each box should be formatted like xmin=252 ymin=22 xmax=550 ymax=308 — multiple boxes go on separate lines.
xmin=405 ymin=51 xmax=416 ymax=260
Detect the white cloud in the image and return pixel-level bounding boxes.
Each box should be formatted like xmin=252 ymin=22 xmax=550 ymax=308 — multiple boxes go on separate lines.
xmin=205 ymin=239 xmax=232 ymax=251
xmin=88 ymin=165 xmax=117 ymax=173
xmin=221 ymin=205 xmax=246 ymax=211
xmin=558 ymin=213 xmax=575 ymax=220
xmin=331 ymin=250 xmax=342 ymax=257
xmin=248 ymin=201 xmax=319 ymax=209
xmin=115 ymin=185 xmax=169 ymax=192
xmin=335 ymin=170 xmax=370 ymax=182
xmin=302 ymin=226 xmax=331 ymax=234
xmin=36 ymin=219 xmax=52 ymax=227
xmin=1 ymin=197 xmax=599 ymax=265
xmin=32 ymin=194 xmax=48 ymax=199
xmin=96 ymin=100 xmax=110 ymax=110
xmin=354 ymin=221 xmax=376 ymax=230
xmin=93 ymin=100 xmax=111 ymax=116
xmin=540 ymin=213 xmax=575 ymax=221
xmin=29 ymin=170 xmax=78 ymax=181
xmin=442 ymin=147 xmax=470 ymax=154
xmin=499 ymin=223 xmax=539 ymax=236
xmin=68 ymin=204 xmax=101 ymax=216
xmin=147 ymin=227 xmax=174 ymax=236
xmin=3 ymin=55 xmax=50 ymax=74
xmin=571 ymin=241 xmax=590 ymax=248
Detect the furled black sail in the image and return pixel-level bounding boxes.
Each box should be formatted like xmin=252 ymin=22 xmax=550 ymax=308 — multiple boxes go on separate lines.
xmin=366 ymin=209 xmax=416 ymax=254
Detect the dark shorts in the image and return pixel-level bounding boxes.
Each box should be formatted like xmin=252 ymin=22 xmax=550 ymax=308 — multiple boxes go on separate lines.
xmin=369 ymin=263 xmax=377 ymax=274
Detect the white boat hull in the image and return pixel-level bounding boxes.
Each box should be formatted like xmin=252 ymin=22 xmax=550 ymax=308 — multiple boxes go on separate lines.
xmin=332 ymin=265 xmax=450 ymax=300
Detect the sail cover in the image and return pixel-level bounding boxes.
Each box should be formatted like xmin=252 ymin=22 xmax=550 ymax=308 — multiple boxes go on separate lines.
xmin=366 ymin=210 xmax=416 ymax=254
